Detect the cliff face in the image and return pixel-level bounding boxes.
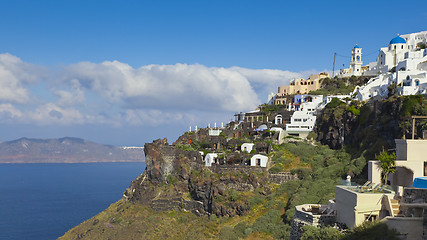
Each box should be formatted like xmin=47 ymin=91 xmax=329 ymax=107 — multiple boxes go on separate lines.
xmin=315 ymin=95 xmax=426 ymax=159
xmin=122 ymin=138 xmax=279 ymax=217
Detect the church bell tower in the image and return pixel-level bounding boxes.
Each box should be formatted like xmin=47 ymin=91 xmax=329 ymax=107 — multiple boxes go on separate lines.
xmin=350 ymin=45 xmax=362 ymax=76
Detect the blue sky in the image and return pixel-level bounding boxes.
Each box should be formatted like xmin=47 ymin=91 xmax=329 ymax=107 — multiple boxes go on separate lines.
xmin=0 ymin=0 xmax=425 ymax=146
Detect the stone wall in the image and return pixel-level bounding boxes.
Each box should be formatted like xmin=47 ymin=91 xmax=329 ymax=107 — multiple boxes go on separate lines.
xmin=403 ymin=187 xmax=427 ymax=204
xmin=150 ymin=197 xmax=205 ymax=216
xmin=209 ymin=164 xmax=266 ymax=174
xmin=291 ymin=204 xmax=336 ymax=240
xmin=402 ymin=188 xmax=427 ymax=240
xmin=268 ymin=172 xmax=297 ymax=184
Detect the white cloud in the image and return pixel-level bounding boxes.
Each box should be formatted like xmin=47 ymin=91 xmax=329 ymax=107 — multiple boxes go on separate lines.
xmin=0 ymin=103 xmax=23 ymax=119
xmin=0 ymin=53 xmax=43 ymax=103
xmin=27 ymin=103 xmax=86 ymax=125
xmin=62 ymin=61 xmax=305 ymax=113
xmin=53 ymin=79 xmax=86 ymax=106
xmin=123 ymin=109 xmax=196 ymax=126
xmin=0 ymin=53 xmax=320 ymax=128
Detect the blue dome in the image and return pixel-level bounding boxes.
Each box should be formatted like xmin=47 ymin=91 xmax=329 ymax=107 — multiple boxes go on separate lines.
xmin=354 ymin=44 xmax=360 ymax=49
xmin=389 ymin=36 xmax=406 ymax=44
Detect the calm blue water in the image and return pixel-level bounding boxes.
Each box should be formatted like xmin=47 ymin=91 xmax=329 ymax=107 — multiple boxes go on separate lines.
xmin=0 ymin=162 xmax=146 ymax=240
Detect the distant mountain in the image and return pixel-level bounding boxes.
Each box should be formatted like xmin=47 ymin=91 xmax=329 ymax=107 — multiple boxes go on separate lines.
xmin=0 ymin=137 xmax=145 ymax=163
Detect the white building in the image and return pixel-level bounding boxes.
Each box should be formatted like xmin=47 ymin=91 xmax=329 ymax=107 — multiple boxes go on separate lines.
xmin=284 ymin=95 xmax=324 ymax=139
xmin=369 ymin=139 xmax=427 ymax=188
xmin=353 ymin=31 xmax=427 ymax=101
xmin=340 ymin=45 xmax=364 ymax=77
xmin=377 ymin=32 xmax=427 ymax=74
xmin=340 ymin=31 xmax=427 ymax=78
xmin=205 ymin=153 xmax=218 ymax=167
xmin=241 ymin=143 xmax=255 ymax=153
xmin=285 ymin=111 xmax=317 ymax=138
xmin=250 ymin=154 xmax=268 ymax=167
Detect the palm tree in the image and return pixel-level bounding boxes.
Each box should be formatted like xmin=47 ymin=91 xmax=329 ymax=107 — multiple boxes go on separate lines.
xmin=376 ymin=149 xmax=396 ymax=185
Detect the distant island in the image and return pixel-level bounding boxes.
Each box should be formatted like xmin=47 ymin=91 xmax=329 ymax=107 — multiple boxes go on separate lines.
xmin=0 ymin=137 xmax=145 ymax=163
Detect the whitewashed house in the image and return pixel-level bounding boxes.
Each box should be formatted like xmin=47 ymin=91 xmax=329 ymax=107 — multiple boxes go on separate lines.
xmin=241 ymin=143 xmax=254 ymax=153
xmin=250 ymin=154 xmax=268 ymax=167
xmin=350 ymin=31 xmax=427 ymax=101
xmin=205 ymin=153 xmax=218 ymax=167
xmin=285 ymin=111 xmax=317 ymax=138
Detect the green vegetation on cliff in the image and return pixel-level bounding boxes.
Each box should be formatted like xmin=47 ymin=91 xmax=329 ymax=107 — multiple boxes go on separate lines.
xmin=60 ymin=141 xmax=372 ymax=239
xmin=60 ymin=94 xmax=426 ymax=240
xmin=309 ymin=76 xmax=369 ymax=95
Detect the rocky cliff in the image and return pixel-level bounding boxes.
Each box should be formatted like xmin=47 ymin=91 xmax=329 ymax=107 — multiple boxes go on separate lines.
xmin=122 ymin=138 xmax=281 ymax=217
xmin=315 ymin=95 xmax=427 ymax=159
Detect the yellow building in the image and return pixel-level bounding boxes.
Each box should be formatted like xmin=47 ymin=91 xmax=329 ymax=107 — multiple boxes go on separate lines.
xmin=275 ymin=72 xmax=328 ymax=104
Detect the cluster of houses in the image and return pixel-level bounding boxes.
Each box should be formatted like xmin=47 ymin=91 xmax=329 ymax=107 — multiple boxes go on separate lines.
xmin=292 ymin=133 xmax=427 ymax=240
xmin=185 ymin=32 xmax=427 ymax=238
xmin=223 ymin=30 xmax=427 ymax=238
xmin=341 ymin=31 xmax=427 ymax=101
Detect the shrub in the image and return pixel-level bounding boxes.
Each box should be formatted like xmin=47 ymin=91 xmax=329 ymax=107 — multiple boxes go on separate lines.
xmin=326 ymin=98 xmax=345 ymax=109
xmin=342 ymin=221 xmax=400 ymax=240
xmin=219 ymin=226 xmax=238 ymax=240
xmin=346 ymin=105 xmax=360 ymax=115
xmin=233 ymin=221 xmax=249 ymax=238
xmin=228 ymin=189 xmax=238 ymax=201
xmin=269 ymin=164 xmax=283 ymax=173
xmin=300 ymin=225 xmax=342 ymax=240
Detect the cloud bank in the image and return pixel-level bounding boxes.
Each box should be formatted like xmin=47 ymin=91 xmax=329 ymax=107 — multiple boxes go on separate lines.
xmin=0 ymin=53 xmax=314 ymax=127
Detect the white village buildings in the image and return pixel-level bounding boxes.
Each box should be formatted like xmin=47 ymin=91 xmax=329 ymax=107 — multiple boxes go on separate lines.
xmin=250 ymin=154 xmax=268 ymax=167
xmin=345 ymin=31 xmax=427 ymax=101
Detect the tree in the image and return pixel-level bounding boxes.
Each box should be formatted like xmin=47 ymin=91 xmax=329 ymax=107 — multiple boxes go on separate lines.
xmin=376 ymin=149 xmax=396 ymax=185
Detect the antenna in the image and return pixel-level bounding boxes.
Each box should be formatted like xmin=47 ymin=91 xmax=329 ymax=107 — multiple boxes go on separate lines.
xmin=332 ymin=52 xmax=336 ymax=78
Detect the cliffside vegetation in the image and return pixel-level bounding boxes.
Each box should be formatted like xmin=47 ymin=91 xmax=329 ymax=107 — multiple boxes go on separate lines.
xmin=309 ymin=76 xmax=369 ymax=95
xmin=60 ymin=90 xmax=426 ymax=239
xmin=60 ymin=139 xmax=388 ymax=239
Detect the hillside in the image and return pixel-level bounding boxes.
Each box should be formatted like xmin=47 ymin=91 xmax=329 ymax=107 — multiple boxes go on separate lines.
xmin=0 ymin=137 xmax=145 ymax=163
xmin=59 ymin=121 xmax=402 ymax=239
xmin=59 ymin=94 xmax=425 ymax=239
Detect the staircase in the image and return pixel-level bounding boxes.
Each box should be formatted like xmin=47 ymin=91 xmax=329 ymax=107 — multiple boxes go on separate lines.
xmin=390 ymin=199 xmax=402 ymax=217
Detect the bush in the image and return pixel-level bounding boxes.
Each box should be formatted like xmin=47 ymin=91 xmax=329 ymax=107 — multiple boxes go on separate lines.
xmin=219 ymin=226 xmax=238 ymax=240
xmin=326 ymin=98 xmax=345 ymax=109
xmin=291 ymin=168 xmax=312 ymax=180
xmin=300 ymin=225 xmax=342 ymax=240
xmin=233 ymin=221 xmax=249 ymax=238
xmin=346 ymin=105 xmax=360 ymax=115
xmin=252 ymin=209 xmax=289 ymax=238
xmin=342 ymin=221 xmax=400 ymax=240
xmin=269 ymin=164 xmax=283 ymax=173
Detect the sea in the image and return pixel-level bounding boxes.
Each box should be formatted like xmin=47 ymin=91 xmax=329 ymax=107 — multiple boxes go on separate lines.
xmin=0 ymin=162 xmax=146 ymax=240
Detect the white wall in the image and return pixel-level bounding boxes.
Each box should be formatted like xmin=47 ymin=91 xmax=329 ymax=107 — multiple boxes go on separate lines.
xmin=250 ymin=154 xmax=268 ymax=167
xmin=241 ymin=143 xmax=254 ymax=153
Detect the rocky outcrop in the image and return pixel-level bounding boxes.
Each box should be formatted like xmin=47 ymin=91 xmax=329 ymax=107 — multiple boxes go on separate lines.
xmin=315 ymin=95 xmax=426 ymax=159
xmin=123 ymin=138 xmax=277 ymax=217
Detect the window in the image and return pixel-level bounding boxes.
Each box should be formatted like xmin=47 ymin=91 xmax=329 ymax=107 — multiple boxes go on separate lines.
xmin=365 ymin=214 xmax=377 ymax=222
xmin=294 ymin=119 xmax=302 ymax=122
